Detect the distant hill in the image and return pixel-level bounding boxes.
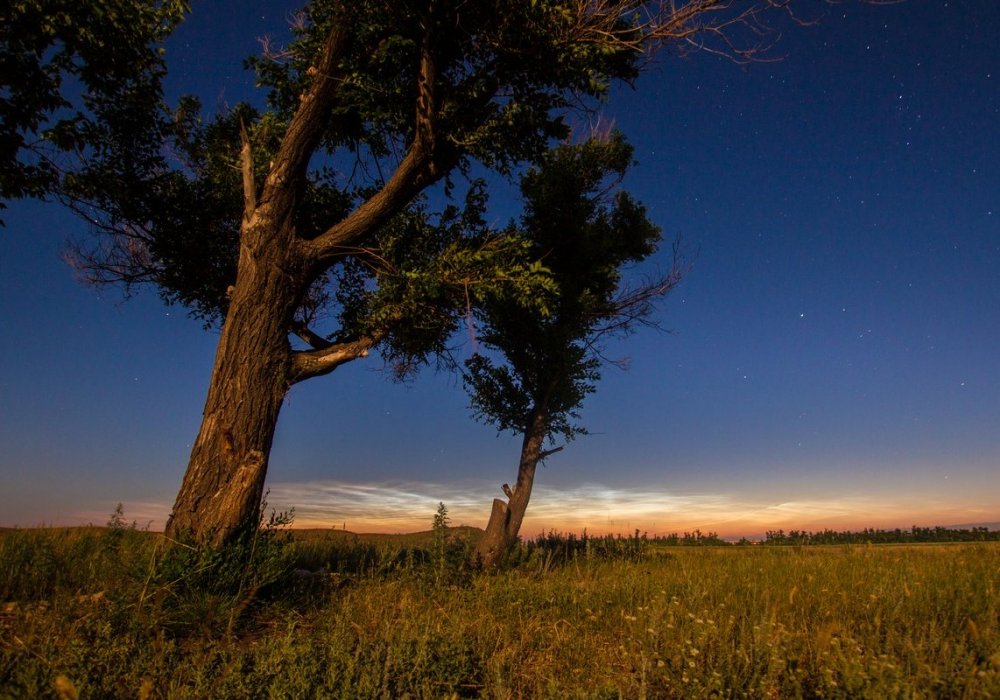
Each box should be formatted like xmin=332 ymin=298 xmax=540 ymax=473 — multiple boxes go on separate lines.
xmin=290 ymin=525 xmax=485 ymax=548
xmin=0 ymin=525 xmax=109 ymax=536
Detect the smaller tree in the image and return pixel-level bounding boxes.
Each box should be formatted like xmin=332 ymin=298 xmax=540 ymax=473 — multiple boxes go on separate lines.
xmin=466 ymin=134 xmax=684 ymax=568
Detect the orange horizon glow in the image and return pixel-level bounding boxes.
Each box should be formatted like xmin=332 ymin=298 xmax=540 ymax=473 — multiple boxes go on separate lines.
xmin=40 ymin=479 xmax=998 ymax=541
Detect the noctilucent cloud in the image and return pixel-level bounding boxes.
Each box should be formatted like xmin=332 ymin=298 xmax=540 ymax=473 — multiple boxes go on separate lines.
xmin=1 ymin=1 xmax=997 ymax=538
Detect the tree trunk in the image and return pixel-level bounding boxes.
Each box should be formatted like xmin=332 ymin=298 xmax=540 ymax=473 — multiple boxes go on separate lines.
xmin=165 ymin=215 xmax=303 ymax=544
xmin=475 ymin=403 xmax=550 ymax=568
xmin=161 ymin=12 xmax=441 ymax=545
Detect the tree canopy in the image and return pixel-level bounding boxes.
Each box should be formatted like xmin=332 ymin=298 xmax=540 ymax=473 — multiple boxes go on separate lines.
xmin=0 ymin=0 xmax=186 ymax=215
xmin=57 ymin=0 xmax=647 ymax=369
xmin=467 ymin=133 xmax=677 ymax=445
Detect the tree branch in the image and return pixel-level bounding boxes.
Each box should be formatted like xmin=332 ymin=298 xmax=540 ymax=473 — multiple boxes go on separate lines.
xmin=300 ymin=147 xmax=435 ymax=263
xmin=415 ymin=1 xmax=438 ymax=156
xmin=559 ymin=1 xmax=900 ymax=66
xmin=538 ymin=445 xmax=565 ymax=461
xmin=256 ymin=10 xmax=351 ymax=217
xmin=302 ymin=4 xmax=450 ymax=266
xmin=289 ymin=335 xmax=379 ymax=384
xmin=588 ymin=237 xmax=690 ymax=342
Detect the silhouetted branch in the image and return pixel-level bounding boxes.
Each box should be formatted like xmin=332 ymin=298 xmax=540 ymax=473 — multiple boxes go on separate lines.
xmin=539 ymin=445 xmax=565 ymax=461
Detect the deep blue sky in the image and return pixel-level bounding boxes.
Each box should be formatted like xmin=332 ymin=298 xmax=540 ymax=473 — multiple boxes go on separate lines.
xmin=1 ymin=1 xmax=997 ymax=537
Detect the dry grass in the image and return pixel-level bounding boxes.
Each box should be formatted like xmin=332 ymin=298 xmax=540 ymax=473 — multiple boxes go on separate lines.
xmin=1 ymin=527 xmax=997 ymax=698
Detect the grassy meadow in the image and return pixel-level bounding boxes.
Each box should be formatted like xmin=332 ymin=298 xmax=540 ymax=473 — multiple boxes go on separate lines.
xmin=1 ymin=523 xmax=997 ymax=699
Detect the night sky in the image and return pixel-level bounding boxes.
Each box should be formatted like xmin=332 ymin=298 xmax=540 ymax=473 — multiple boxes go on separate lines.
xmin=1 ymin=1 xmax=997 ymax=538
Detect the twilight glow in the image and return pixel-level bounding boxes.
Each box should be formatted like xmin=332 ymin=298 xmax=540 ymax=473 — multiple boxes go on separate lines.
xmin=58 ymin=476 xmax=1000 ymax=540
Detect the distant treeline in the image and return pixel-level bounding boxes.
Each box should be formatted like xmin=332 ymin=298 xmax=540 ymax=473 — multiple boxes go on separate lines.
xmin=524 ymin=526 xmax=1000 ymax=559
xmin=757 ymin=526 xmax=1000 ymax=545
xmin=521 ymin=529 xmax=728 ymax=565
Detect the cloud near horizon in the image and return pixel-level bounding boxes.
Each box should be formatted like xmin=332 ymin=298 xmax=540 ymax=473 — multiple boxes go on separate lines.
xmin=61 ymin=480 xmax=996 ymax=538
xmin=259 ymin=479 xmax=994 ymax=538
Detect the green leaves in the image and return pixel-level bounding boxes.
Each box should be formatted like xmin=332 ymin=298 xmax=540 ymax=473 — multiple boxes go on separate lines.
xmin=465 ymin=134 xmax=669 ymax=444
xmin=0 ymin=0 xmax=186 ymax=209
xmin=246 ymin=0 xmax=639 ymax=170
xmin=329 ymin=182 xmax=558 ymax=378
xmin=9 ymin=1 xmax=661 ymax=384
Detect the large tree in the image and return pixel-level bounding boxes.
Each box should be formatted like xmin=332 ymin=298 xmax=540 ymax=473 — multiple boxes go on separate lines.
xmin=466 ymin=134 xmax=683 ymax=567
xmin=4 ymin=0 xmax=895 ymax=544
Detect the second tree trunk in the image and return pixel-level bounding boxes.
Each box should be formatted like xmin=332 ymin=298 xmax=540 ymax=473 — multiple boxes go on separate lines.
xmin=475 ymin=404 xmax=550 ymax=567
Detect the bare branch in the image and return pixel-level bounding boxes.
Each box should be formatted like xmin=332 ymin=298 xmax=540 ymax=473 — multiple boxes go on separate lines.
xmin=539 ymin=445 xmax=565 ymax=461
xmin=64 ymin=228 xmax=158 ymax=292
xmin=579 ymin=238 xmax=690 ymax=372
xmin=58 ymin=190 xmax=160 ymax=293
xmin=323 ymin=245 xmax=397 ymax=275
xmin=289 ymin=335 xmax=379 ymax=384
xmin=553 ymin=1 xmax=898 ymax=67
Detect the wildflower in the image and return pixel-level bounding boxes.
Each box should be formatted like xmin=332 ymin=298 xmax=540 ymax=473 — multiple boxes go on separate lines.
xmin=53 ymin=677 xmax=78 ymax=700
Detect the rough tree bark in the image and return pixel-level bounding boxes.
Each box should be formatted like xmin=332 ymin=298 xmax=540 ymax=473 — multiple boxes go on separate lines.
xmin=163 ymin=10 xmax=448 ymax=544
xmin=164 ymin=223 xmax=302 ymax=540
xmin=474 ymin=401 xmax=560 ymax=568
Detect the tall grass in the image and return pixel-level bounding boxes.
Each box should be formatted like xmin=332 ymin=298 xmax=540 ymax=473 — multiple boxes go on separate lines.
xmin=1 ymin=525 xmax=997 ymax=698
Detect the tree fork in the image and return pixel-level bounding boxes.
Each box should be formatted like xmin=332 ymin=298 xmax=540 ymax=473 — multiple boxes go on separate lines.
xmin=165 ymin=178 xmax=309 ymax=543
xmin=163 ymin=11 xmax=355 ymax=543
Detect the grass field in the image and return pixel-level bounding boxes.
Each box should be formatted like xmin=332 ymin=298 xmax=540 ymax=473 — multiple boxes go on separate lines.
xmin=1 ymin=526 xmax=997 ymax=698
